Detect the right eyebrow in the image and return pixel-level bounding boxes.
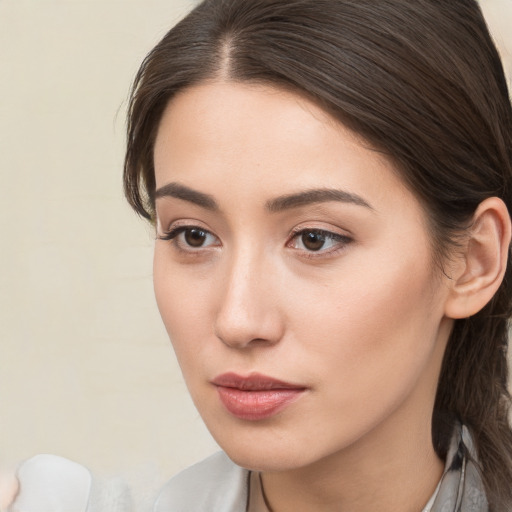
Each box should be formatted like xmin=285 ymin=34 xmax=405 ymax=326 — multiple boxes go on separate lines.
xmin=153 ymin=182 xmax=219 ymax=211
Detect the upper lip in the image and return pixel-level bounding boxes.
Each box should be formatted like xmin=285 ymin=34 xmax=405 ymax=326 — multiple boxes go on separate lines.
xmin=212 ymin=372 xmax=306 ymax=391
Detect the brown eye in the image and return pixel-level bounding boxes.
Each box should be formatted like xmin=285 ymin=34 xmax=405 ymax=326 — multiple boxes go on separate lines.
xmin=288 ymin=228 xmax=352 ymax=256
xmin=159 ymin=225 xmax=220 ymax=250
xmin=184 ymin=228 xmax=208 ymax=247
xmin=301 ymin=231 xmax=326 ymax=251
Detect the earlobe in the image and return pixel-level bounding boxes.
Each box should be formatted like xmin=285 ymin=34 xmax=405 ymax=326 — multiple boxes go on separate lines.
xmin=444 ymin=197 xmax=511 ymax=319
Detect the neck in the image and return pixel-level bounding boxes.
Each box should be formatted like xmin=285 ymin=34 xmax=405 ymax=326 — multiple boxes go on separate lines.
xmin=261 ymin=415 xmax=443 ymax=512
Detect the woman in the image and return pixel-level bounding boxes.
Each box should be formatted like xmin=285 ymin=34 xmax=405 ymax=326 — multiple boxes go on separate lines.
xmin=122 ymin=0 xmax=512 ymax=511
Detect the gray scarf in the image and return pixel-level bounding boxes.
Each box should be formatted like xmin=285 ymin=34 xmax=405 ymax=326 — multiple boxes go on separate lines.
xmin=431 ymin=424 xmax=488 ymax=512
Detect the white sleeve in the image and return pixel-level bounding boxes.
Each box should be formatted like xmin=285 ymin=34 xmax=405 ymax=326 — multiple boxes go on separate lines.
xmin=9 ymin=454 xmax=133 ymax=512
xmin=10 ymin=454 xmax=91 ymax=512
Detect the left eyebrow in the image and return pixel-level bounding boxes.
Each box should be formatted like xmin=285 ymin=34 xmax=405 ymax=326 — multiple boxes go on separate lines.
xmin=266 ymin=188 xmax=374 ymax=212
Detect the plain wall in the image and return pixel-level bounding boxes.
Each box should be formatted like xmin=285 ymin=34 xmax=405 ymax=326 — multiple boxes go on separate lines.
xmin=0 ymin=0 xmax=511 ymax=505
xmin=0 ymin=0 xmax=218 ymax=504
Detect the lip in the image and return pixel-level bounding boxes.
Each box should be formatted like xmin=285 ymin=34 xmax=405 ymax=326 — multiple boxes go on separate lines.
xmin=212 ymin=372 xmax=306 ymax=421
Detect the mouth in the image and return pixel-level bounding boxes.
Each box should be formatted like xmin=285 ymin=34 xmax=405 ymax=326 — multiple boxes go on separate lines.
xmin=211 ymin=372 xmax=307 ymax=421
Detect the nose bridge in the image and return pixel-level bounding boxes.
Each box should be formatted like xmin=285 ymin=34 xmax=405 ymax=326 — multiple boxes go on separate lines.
xmin=214 ymin=242 xmax=282 ymax=348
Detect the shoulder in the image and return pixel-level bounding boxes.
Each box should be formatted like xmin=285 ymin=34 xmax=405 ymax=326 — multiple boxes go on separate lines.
xmin=153 ymin=451 xmax=249 ymax=512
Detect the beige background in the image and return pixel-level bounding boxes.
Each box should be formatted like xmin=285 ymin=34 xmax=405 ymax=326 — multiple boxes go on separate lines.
xmin=0 ymin=0 xmax=511 ymax=504
xmin=0 ymin=0 xmax=219 ymax=503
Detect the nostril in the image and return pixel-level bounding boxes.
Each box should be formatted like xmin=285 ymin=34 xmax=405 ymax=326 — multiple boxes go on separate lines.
xmin=214 ymin=315 xmax=284 ymax=349
xmin=213 ymin=326 xmax=261 ymax=349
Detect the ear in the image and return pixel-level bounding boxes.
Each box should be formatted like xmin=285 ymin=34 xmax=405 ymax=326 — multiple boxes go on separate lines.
xmin=444 ymin=197 xmax=511 ymax=319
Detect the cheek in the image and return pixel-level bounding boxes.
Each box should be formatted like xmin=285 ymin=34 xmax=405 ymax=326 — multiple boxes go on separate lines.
xmin=153 ymin=249 xmax=219 ymax=376
xmin=154 ymin=261 xmax=192 ymax=340
xmin=285 ymin=246 xmax=443 ymax=401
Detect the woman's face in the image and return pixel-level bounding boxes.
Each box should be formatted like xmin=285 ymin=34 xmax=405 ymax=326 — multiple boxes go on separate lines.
xmin=153 ymin=82 xmax=454 ymax=471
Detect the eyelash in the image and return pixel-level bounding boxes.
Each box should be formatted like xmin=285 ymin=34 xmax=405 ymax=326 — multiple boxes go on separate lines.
xmin=287 ymin=228 xmax=353 ymax=259
xmin=158 ymin=225 xmax=220 ymax=254
xmin=158 ymin=225 xmax=353 ymax=259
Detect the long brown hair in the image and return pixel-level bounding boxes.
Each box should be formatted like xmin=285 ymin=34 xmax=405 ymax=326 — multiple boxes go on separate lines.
xmin=124 ymin=0 xmax=512 ymax=508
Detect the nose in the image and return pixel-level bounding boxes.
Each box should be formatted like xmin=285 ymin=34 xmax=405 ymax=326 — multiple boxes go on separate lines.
xmin=213 ymin=251 xmax=285 ymax=349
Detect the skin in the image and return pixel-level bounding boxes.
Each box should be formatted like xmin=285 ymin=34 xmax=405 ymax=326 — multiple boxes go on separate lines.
xmin=0 ymin=471 xmax=19 ymax=509
xmin=152 ymin=81 xmax=456 ymax=512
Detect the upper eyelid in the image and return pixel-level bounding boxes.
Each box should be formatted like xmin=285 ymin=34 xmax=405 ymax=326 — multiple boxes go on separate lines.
xmin=158 ymin=218 xmax=212 ymax=235
xmin=160 ymin=225 xmax=217 ymax=240
xmin=288 ymin=229 xmax=351 ymax=244
xmin=289 ymin=226 xmax=352 ymax=240
xmin=292 ymin=227 xmax=344 ymax=236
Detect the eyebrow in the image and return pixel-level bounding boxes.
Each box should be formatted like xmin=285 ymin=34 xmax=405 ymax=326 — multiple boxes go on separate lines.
xmin=153 ymin=183 xmax=373 ymax=213
xmin=154 ymin=182 xmax=219 ymax=211
xmin=266 ymin=188 xmax=373 ymax=212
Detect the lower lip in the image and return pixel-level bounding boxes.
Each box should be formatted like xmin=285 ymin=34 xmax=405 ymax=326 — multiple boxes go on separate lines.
xmin=216 ymin=387 xmax=305 ymax=421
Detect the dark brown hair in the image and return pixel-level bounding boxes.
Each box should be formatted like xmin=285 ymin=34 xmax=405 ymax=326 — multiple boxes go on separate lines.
xmin=124 ymin=0 xmax=512 ymax=508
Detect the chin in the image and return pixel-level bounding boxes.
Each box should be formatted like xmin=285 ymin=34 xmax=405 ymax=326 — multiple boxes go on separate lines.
xmin=225 ymin=446 xmax=309 ymax=472
xmin=207 ymin=424 xmax=326 ymax=472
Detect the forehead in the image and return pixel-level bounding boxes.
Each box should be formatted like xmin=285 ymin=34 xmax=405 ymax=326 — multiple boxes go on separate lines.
xmin=154 ymin=81 xmax=341 ymax=168
xmin=153 ymin=80 xmax=417 ymax=216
